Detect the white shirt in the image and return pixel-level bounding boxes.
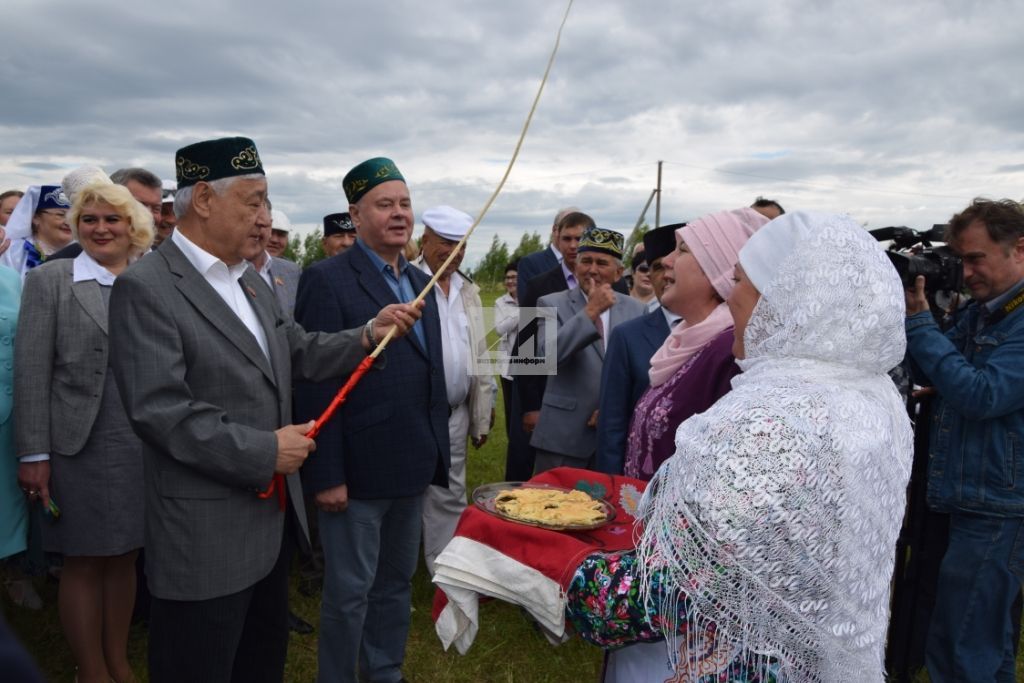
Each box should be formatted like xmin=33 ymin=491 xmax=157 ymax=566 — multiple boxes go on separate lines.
xmin=417 ymin=262 xmax=471 ymax=407
xmin=72 ymin=251 xmax=118 ymax=286
xmin=172 ymin=229 xmax=270 ymax=360
xmin=250 ymin=251 xmax=274 ymax=290
xmin=662 ymin=306 xmax=682 ymax=328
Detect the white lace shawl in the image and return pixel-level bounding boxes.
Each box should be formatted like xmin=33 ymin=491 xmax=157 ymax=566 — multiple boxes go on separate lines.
xmin=637 ymin=214 xmax=913 ymax=682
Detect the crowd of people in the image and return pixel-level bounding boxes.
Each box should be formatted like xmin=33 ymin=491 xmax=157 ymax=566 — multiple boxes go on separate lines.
xmin=0 ymin=133 xmax=1022 ymax=683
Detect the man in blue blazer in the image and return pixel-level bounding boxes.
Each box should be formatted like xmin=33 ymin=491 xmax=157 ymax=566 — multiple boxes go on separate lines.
xmin=514 ymin=206 xmax=577 ymax=302
xmin=595 ymin=224 xmax=683 ymax=474
xmin=294 ymin=157 xmax=450 ymax=683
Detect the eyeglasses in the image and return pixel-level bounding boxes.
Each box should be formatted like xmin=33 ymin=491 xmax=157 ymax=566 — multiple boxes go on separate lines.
xmin=635 ymin=264 xmax=650 ymax=273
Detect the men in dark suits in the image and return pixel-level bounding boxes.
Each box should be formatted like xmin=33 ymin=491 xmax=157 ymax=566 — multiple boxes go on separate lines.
xmin=504 ymin=211 xmax=592 ymax=480
xmin=108 ymin=137 xmax=421 ymax=683
xmin=294 ymin=157 xmax=450 ymax=683
xmin=530 ymin=227 xmax=645 ymax=472
xmin=595 ymin=224 xmax=682 ymax=474
xmin=515 ymin=206 xmax=579 ymax=302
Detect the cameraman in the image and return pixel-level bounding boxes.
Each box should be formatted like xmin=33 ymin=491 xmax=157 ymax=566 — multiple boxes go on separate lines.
xmin=905 ymin=198 xmax=1024 ymax=683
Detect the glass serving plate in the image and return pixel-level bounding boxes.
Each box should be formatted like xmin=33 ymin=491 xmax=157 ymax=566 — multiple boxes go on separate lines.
xmin=472 ymin=481 xmax=616 ymax=531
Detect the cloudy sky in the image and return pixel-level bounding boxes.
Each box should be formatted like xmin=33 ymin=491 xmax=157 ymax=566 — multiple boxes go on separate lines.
xmin=3 ymin=0 xmax=1023 ymax=266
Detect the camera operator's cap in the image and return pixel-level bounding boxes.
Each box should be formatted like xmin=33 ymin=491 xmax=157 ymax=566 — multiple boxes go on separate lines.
xmin=578 ymin=227 xmax=625 ymax=259
xmin=323 ymin=212 xmax=355 ymax=236
xmin=739 ymin=210 xmax=819 ymax=292
xmin=343 ymin=157 xmax=404 ymax=204
xmin=175 ymin=136 xmax=264 ymax=189
xmin=643 ymin=223 xmax=684 ymax=265
xmin=271 ymin=209 xmax=292 ymax=233
xmin=422 ymin=205 xmax=473 ymax=241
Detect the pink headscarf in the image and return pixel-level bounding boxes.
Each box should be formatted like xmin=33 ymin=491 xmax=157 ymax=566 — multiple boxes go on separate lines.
xmin=648 ymin=207 xmax=769 ymax=387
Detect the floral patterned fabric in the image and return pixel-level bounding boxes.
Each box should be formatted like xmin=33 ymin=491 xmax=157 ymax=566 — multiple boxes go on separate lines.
xmin=623 ymin=329 xmax=739 ymax=480
xmin=566 ymin=551 xmax=780 ymax=682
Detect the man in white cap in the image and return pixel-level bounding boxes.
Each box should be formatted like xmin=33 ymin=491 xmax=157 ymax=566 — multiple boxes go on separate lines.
xmin=413 ymin=205 xmax=494 ymax=574
xmin=267 ymin=208 xmax=292 ymax=259
xmin=156 ymin=180 xmax=177 ymax=247
xmin=249 ymin=209 xmax=302 ymax=317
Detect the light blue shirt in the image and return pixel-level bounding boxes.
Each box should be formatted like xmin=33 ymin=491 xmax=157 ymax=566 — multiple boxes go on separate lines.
xmin=355 ymin=239 xmax=425 ymax=347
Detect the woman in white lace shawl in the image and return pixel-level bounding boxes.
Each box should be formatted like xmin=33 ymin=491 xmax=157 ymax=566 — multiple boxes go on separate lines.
xmin=567 ymin=212 xmax=913 ymax=682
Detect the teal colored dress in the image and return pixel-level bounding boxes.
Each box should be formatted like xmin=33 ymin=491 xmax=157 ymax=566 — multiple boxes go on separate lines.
xmin=0 ymin=266 xmax=26 ymax=559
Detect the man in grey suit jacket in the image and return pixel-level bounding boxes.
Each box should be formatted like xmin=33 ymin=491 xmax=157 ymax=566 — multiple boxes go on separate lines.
xmin=530 ymin=227 xmax=645 ymax=472
xmin=107 ymin=137 xmax=421 ymax=683
xmin=248 ymin=216 xmax=301 ymax=316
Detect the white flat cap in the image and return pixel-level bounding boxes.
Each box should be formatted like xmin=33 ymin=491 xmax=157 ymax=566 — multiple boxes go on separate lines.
xmin=271 ymin=208 xmax=292 ymax=232
xmin=422 ymin=205 xmax=474 ymax=241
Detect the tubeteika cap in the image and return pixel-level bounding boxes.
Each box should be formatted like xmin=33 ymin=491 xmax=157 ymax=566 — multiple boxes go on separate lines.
xmin=174 ymin=136 xmax=264 ymax=189
xmin=577 ymin=226 xmax=625 ymax=259
xmin=643 ymin=223 xmax=684 ymax=265
xmin=343 ymin=157 xmax=404 ymax=204
xmin=323 ymin=212 xmax=355 ymax=236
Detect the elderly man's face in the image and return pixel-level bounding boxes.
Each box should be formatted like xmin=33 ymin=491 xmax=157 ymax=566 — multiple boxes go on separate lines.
xmin=267 ymin=228 xmax=289 ymax=257
xmin=323 ymin=231 xmax=356 ymax=257
xmin=124 ymin=180 xmax=162 ymax=226
xmin=420 ymin=227 xmax=464 ymax=277
xmin=575 ymin=251 xmax=624 ymax=295
xmin=203 ymin=177 xmax=270 ymax=264
xmin=351 ymin=180 xmax=412 ymax=257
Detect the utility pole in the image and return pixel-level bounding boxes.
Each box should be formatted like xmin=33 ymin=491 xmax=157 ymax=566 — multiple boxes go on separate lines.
xmin=655 ymin=160 xmax=663 ymax=228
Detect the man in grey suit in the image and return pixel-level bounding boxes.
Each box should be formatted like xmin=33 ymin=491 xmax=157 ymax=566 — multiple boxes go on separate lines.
xmin=249 ymin=210 xmax=301 ymax=316
xmin=530 ymin=227 xmax=645 ymax=472
xmin=108 ymin=137 xmax=421 ymax=683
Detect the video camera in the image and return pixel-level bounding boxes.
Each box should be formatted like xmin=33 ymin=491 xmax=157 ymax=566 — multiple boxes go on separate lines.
xmin=869 ymin=225 xmax=963 ymax=293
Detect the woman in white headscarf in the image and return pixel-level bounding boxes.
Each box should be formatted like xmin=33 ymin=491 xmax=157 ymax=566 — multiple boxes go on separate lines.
xmin=0 ymin=185 xmax=74 ymax=279
xmin=566 ymin=212 xmax=913 ymax=682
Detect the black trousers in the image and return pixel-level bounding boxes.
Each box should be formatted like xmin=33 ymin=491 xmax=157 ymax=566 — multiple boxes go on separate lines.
xmin=148 ymin=515 xmax=294 ymax=683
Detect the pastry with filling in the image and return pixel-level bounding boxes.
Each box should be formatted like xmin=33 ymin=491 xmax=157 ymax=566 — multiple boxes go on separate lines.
xmin=494 ymin=487 xmax=607 ymax=526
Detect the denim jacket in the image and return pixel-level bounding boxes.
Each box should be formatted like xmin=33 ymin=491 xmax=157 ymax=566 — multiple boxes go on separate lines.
xmin=906 ymin=300 xmax=1024 ymax=516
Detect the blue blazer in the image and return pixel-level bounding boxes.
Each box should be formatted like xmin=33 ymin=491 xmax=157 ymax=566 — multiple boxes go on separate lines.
xmin=516 ymin=247 xmax=559 ymax=303
xmin=595 ymin=309 xmax=671 ymax=474
xmin=294 ymin=245 xmax=450 ymax=499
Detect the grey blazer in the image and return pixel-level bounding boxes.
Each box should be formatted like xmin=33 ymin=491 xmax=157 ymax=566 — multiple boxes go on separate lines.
xmin=14 ymin=259 xmax=110 ymax=457
xmin=529 ymin=287 xmax=644 ymax=461
xmin=269 ymin=256 xmax=300 ymax=316
xmin=108 ymin=239 xmax=368 ymax=601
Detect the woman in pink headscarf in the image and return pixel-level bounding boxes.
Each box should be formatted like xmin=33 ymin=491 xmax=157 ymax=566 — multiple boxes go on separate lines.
xmin=622 ymin=207 xmax=769 ymax=480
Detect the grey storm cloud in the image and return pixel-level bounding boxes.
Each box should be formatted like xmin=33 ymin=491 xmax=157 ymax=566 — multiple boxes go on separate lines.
xmin=2 ymin=0 xmax=1023 ymax=266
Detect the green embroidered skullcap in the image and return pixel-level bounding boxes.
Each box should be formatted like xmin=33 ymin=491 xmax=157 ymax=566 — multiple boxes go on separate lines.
xmin=174 ymin=136 xmax=265 ymax=189
xmin=578 ymin=227 xmax=625 ymax=259
xmin=343 ymin=157 xmax=405 ymax=204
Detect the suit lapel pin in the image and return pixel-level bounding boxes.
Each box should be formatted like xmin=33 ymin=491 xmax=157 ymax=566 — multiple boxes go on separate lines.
xmin=245 ymin=285 xmax=257 ymax=298
xmin=274 ymin=276 xmax=284 ymax=286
